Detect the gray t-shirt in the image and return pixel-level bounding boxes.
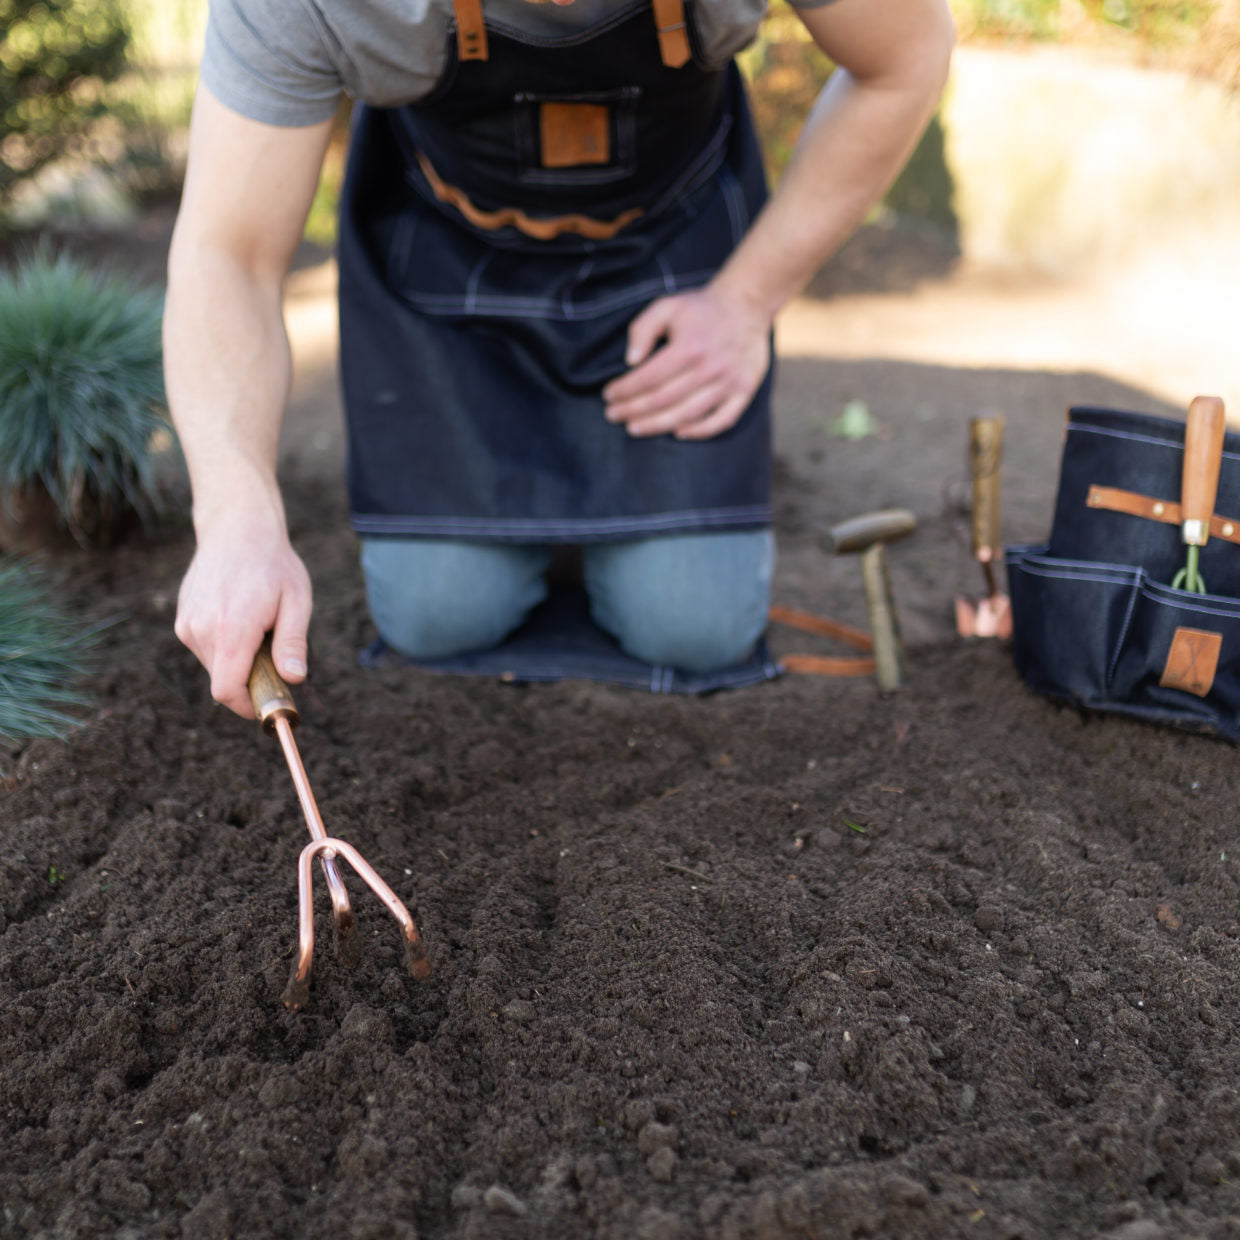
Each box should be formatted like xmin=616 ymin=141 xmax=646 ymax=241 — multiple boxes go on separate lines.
xmin=201 ymin=0 xmax=825 ymax=127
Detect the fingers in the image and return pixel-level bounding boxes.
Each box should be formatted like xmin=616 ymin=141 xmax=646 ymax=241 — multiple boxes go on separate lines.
xmin=605 ymin=304 xmax=685 ymax=411
xmin=174 ymin=541 xmax=313 ymax=718
xmin=672 ymin=390 xmax=754 ymax=441
xmin=174 ymin=602 xmax=263 ymax=718
xmin=606 ymin=365 xmax=718 ymax=431
xmin=616 ymin=377 xmax=732 ymax=438
xmin=609 ymin=360 xmax=758 ymax=439
xmin=623 ymin=297 xmax=678 ymax=369
xmin=208 ymin=622 xmax=270 ymax=719
xmin=604 ymin=289 xmax=771 ymax=440
xmin=271 ymin=575 xmax=312 ymax=684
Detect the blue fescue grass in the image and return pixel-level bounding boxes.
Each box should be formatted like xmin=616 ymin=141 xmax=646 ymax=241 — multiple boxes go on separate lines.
xmin=0 ymin=557 xmax=100 ymax=747
xmin=0 ymin=248 xmax=169 ymax=539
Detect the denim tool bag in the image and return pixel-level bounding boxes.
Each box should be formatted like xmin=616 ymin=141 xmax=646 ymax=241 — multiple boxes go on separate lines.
xmin=1005 ymin=398 xmax=1240 ymax=740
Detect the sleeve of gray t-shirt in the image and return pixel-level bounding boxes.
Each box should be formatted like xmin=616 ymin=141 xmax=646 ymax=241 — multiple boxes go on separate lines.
xmin=200 ymin=0 xmax=345 ymax=126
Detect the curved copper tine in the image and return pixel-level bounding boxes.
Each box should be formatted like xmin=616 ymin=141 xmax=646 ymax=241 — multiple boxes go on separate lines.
xmin=283 ymin=836 xmax=431 ymax=1011
xmin=270 ymin=713 xmax=359 ymax=962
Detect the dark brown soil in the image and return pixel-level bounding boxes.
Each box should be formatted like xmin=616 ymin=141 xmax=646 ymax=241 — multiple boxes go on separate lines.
xmin=4 ymin=217 xmax=1240 ymax=1240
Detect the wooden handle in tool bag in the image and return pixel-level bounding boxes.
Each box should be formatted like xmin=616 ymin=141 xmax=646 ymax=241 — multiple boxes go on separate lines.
xmin=1181 ymin=396 xmax=1227 ymax=547
xmin=968 ymin=414 xmax=1005 ymax=562
xmin=247 ymin=635 xmax=299 ymax=735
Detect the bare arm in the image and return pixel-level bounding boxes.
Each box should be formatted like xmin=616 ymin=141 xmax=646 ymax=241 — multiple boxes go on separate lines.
xmin=165 ymin=86 xmax=334 ymax=715
xmin=603 ymin=0 xmax=955 ymax=437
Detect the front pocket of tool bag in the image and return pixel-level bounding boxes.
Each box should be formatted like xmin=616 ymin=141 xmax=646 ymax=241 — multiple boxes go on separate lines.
xmin=1006 ymin=547 xmax=1141 ymax=709
xmin=1107 ymin=578 xmax=1240 ymax=738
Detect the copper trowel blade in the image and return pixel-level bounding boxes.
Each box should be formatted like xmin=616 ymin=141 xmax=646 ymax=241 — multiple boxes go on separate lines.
xmin=956 ymin=594 xmax=1012 ymax=639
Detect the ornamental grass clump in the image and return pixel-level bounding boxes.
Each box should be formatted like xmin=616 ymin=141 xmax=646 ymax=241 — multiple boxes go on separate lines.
xmin=0 ymin=558 xmax=99 ymax=747
xmin=0 ymin=249 xmax=169 ymax=548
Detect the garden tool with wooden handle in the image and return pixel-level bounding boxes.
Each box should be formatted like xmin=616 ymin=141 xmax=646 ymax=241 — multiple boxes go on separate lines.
xmin=772 ymin=508 xmax=916 ymax=691
xmin=955 ymin=414 xmax=1012 ymax=639
xmin=248 ymin=638 xmax=430 ymax=1010
xmin=1171 ymin=395 xmax=1227 ymax=594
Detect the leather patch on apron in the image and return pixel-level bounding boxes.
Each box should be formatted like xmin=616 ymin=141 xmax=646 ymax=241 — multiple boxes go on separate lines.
xmin=539 ymin=102 xmax=611 ymax=168
xmin=1160 ymin=626 xmax=1222 ymax=697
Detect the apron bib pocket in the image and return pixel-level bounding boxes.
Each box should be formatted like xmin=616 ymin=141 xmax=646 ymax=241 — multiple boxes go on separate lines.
xmin=514 ymin=88 xmax=641 ymax=186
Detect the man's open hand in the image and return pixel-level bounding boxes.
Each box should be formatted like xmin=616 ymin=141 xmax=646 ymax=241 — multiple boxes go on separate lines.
xmin=602 ymin=285 xmax=770 ymax=440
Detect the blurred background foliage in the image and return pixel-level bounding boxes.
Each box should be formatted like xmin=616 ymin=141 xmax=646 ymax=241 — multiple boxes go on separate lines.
xmin=0 ymin=0 xmax=1235 ymax=234
xmin=0 ymin=0 xmax=203 ymax=221
xmin=0 ymin=0 xmax=129 ymax=202
xmin=739 ymin=0 xmax=1236 ymax=181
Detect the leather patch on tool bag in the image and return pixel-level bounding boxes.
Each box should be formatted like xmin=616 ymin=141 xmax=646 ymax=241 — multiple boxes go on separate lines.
xmin=539 ymin=103 xmax=610 ymax=168
xmin=1160 ymin=627 xmax=1222 ymax=697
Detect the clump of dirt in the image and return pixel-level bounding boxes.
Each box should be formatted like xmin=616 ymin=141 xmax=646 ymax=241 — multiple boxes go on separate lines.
xmin=4 ymin=219 xmax=1240 ymax=1240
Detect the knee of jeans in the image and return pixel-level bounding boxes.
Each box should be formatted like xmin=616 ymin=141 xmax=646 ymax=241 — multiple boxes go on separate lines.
xmin=607 ymin=598 xmax=767 ymax=672
xmin=371 ymin=597 xmax=523 ymax=660
xmin=361 ymin=542 xmax=545 ymax=659
xmin=587 ymin=531 xmax=773 ymax=672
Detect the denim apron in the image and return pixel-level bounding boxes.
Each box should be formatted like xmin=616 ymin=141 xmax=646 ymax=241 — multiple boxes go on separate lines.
xmin=337 ymin=0 xmax=773 ymax=543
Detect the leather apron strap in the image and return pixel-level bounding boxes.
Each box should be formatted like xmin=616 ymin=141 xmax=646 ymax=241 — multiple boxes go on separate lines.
xmin=454 ymin=0 xmax=488 ymax=61
xmin=651 ymin=0 xmax=691 ymax=68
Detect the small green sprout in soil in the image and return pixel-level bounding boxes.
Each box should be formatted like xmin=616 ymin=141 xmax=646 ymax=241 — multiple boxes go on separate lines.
xmin=47 ymin=865 xmax=64 ymax=885
xmin=843 ymin=816 xmax=869 ymax=835
xmin=0 ymin=249 xmax=170 ymax=542
xmin=829 ymin=400 xmax=880 ymax=442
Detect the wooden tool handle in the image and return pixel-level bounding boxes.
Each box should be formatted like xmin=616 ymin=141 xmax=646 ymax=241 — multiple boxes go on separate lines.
xmin=1181 ymin=395 xmax=1227 ymax=545
xmin=969 ymin=415 xmax=1005 ymax=562
xmin=247 ymin=635 xmax=298 ymax=735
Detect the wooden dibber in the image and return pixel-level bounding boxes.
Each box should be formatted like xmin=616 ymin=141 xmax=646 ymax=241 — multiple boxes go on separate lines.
xmin=955 ymin=414 xmax=1012 ymax=638
xmin=823 ymin=508 xmax=917 ymax=692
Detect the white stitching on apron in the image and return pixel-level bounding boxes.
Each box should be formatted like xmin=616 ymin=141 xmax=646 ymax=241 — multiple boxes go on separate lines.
xmin=464 ymin=250 xmax=493 ymax=315
xmin=351 ymin=504 xmax=773 ymax=538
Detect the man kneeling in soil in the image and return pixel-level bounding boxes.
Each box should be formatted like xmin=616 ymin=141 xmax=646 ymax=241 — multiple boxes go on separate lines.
xmin=166 ymin=0 xmax=954 ymax=709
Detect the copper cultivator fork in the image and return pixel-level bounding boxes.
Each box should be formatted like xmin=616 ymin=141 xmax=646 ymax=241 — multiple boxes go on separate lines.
xmin=247 ymin=640 xmax=431 ymax=1010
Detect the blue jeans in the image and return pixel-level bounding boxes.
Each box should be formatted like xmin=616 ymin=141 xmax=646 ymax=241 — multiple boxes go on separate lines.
xmin=360 ymin=530 xmax=774 ymax=673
